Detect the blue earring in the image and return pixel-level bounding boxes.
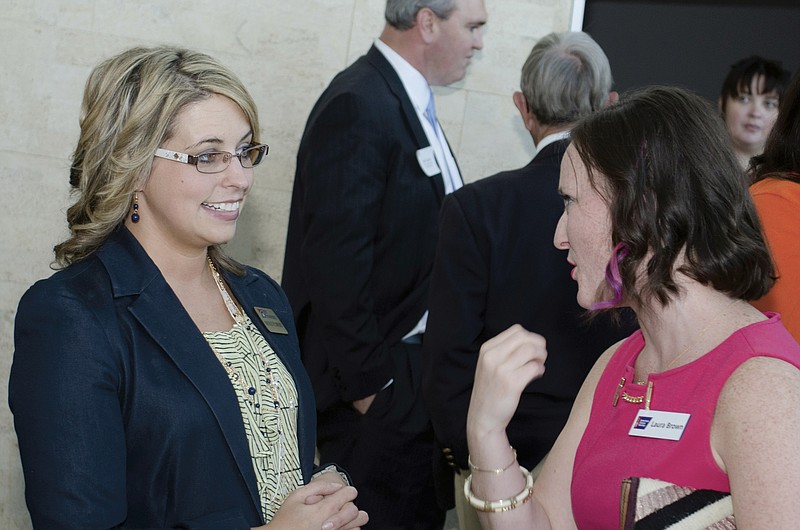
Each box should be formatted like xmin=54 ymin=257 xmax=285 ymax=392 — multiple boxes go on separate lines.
xmin=131 ymin=193 xmax=140 ymax=223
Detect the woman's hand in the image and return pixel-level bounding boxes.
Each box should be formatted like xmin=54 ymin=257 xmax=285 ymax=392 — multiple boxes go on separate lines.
xmin=258 ymin=480 xmax=368 ymax=530
xmin=468 ymin=324 xmax=548 ymax=438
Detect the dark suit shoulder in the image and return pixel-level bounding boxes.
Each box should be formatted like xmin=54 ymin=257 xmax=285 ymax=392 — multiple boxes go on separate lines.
xmin=457 ymin=140 xmax=567 ymax=196
xmin=302 ymin=71 xmax=402 ymax=142
xmin=325 ymin=58 xmax=382 ymax=92
xmin=448 ymin=153 xmax=563 ymax=217
xmin=315 ymin=47 xmax=397 ymax=100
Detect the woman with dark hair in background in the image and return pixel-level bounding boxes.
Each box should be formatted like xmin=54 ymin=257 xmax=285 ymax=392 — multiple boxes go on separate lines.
xmin=750 ymin=68 xmax=800 ymax=342
xmin=719 ymin=55 xmax=790 ymax=170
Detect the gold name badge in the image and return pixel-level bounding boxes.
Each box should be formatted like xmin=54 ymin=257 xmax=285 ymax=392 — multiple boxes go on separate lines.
xmin=254 ymin=307 xmax=289 ymax=335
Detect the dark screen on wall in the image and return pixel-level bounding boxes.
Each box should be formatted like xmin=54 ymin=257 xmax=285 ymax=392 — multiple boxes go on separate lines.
xmin=582 ymin=0 xmax=800 ymax=104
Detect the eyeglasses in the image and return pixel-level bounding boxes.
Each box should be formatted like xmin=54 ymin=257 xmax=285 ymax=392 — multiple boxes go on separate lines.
xmin=153 ymin=143 xmax=269 ymax=174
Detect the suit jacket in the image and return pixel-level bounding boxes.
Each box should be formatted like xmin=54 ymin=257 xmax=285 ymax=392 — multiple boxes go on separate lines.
xmin=282 ymin=45 xmax=447 ymax=412
xmin=422 ymin=140 xmax=636 ymax=472
xmin=9 ymin=227 xmax=317 ymax=530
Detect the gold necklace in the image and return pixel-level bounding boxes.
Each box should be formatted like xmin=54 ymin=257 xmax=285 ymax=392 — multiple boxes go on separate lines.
xmin=613 ymin=378 xmax=645 ymax=406
xmin=613 ymin=299 xmax=738 ymax=409
xmin=206 ymin=257 xmax=286 ymax=507
xmin=613 ymin=377 xmax=654 ymax=409
xmin=620 ymin=391 xmax=644 ymax=404
xmin=208 ymin=258 xmax=281 ymax=410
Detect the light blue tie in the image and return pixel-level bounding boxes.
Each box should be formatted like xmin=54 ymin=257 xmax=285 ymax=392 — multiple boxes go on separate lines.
xmin=423 ymin=89 xmax=461 ymax=192
xmin=424 ymin=90 xmax=438 ymax=133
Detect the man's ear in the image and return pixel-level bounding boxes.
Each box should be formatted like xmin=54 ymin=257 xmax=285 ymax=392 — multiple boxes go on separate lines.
xmin=513 ymin=91 xmax=536 ymax=132
xmin=604 ymin=91 xmax=619 ymax=108
xmin=417 ymin=7 xmax=438 ymax=44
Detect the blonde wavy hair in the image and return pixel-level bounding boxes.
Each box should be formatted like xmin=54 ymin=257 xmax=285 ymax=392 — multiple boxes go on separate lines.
xmin=54 ymin=45 xmax=260 ymax=274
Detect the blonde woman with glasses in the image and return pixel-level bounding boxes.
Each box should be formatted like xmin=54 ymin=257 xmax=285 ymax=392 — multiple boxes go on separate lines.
xmin=9 ymin=46 xmax=367 ymax=530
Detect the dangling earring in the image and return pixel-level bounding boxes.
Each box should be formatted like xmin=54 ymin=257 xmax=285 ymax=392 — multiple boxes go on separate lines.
xmin=131 ymin=193 xmax=140 ymax=223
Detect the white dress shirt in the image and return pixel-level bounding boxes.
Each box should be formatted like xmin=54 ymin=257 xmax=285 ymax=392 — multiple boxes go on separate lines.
xmin=374 ymin=39 xmax=462 ymax=194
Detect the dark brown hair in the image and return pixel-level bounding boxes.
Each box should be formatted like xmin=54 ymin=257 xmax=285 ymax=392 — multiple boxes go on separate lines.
xmin=571 ymin=86 xmax=774 ymax=309
xmin=719 ymin=55 xmax=790 ymax=113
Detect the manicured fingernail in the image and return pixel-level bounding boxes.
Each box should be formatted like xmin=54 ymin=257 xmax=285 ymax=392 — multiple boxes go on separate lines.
xmin=322 ymin=522 xmax=334 ymax=530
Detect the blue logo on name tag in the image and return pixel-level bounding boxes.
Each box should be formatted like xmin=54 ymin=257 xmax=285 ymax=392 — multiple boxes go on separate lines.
xmin=635 ymin=417 xmax=652 ymax=429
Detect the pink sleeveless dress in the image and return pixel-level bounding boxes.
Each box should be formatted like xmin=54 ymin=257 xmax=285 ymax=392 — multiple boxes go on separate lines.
xmin=571 ymin=313 xmax=800 ymax=529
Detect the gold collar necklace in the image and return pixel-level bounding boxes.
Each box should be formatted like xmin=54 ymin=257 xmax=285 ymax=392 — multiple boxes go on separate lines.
xmin=613 ymin=299 xmax=738 ymax=409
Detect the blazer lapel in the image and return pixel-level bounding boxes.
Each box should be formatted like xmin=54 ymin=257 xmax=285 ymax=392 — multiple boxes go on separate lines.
xmin=99 ymin=229 xmax=261 ymax=514
xmin=366 ymin=46 xmax=446 ymax=202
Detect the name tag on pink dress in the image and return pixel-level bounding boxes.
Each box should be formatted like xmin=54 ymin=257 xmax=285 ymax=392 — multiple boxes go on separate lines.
xmin=628 ymin=409 xmax=691 ymax=441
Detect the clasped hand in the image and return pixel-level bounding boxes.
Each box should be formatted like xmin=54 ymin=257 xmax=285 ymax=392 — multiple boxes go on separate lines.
xmin=468 ymin=324 xmax=548 ymax=436
xmin=259 ymin=475 xmax=368 ymax=530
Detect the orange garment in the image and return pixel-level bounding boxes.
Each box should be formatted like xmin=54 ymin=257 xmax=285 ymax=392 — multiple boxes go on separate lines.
xmin=751 ymin=175 xmax=800 ymax=342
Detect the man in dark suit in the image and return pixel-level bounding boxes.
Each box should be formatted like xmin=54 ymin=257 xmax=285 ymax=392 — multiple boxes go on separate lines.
xmin=282 ymin=1 xmax=487 ymax=528
xmin=421 ymin=31 xmax=635 ymax=529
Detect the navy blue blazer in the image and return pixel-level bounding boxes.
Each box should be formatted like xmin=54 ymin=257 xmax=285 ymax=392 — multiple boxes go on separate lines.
xmin=9 ymin=227 xmax=318 ymax=529
xmin=282 ymin=45 xmax=448 ymax=411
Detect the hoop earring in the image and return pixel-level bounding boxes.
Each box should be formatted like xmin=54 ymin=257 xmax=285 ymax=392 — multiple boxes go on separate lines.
xmin=131 ymin=193 xmax=140 ymax=223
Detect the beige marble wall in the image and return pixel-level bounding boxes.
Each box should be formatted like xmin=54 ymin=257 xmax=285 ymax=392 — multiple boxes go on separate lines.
xmin=0 ymin=0 xmax=574 ymax=527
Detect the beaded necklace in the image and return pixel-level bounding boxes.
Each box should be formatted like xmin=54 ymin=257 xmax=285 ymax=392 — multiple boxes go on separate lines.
xmin=206 ymin=257 xmax=285 ymax=507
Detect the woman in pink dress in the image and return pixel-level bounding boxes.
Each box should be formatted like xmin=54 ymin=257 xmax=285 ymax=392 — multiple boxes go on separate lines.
xmin=465 ymin=86 xmax=800 ymax=529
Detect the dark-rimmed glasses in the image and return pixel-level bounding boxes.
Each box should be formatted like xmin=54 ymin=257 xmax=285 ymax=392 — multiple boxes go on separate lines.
xmin=154 ymin=144 xmax=268 ymax=174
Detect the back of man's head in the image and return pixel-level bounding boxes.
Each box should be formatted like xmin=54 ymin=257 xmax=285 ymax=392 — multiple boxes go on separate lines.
xmin=385 ymin=0 xmax=456 ymax=30
xmin=521 ymin=31 xmax=612 ymax=126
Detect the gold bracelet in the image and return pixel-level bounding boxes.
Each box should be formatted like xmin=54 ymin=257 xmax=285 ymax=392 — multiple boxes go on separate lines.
xmin=468 ymin=447 xmax=517 ymax=474
xmin=463 ymin=465 xmax=534 ymax=513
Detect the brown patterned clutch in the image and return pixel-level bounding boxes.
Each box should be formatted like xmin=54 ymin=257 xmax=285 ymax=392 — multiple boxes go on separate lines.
xmin=620 ymin=477 xmax=735 ymax=529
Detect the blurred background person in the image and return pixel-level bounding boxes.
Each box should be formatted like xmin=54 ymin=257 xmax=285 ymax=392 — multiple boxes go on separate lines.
xmin=281 ymin=1 xmax=487 ymax=528
xmin=750 ymin=68 xmax=800 ymax=342
xmin=9 ymin=45 xmax=367 ymax=530
xmin=718 ymin=55 xmax=790 ymax=170
xmin=421 ymin=31 xmax=634 ymax=530
xmin=466 ymin=86 xmax=800 ymax=529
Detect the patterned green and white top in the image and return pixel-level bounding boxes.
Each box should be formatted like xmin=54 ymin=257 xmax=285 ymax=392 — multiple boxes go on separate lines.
xmin=204 ymin=314 xmax=302 ymax=522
